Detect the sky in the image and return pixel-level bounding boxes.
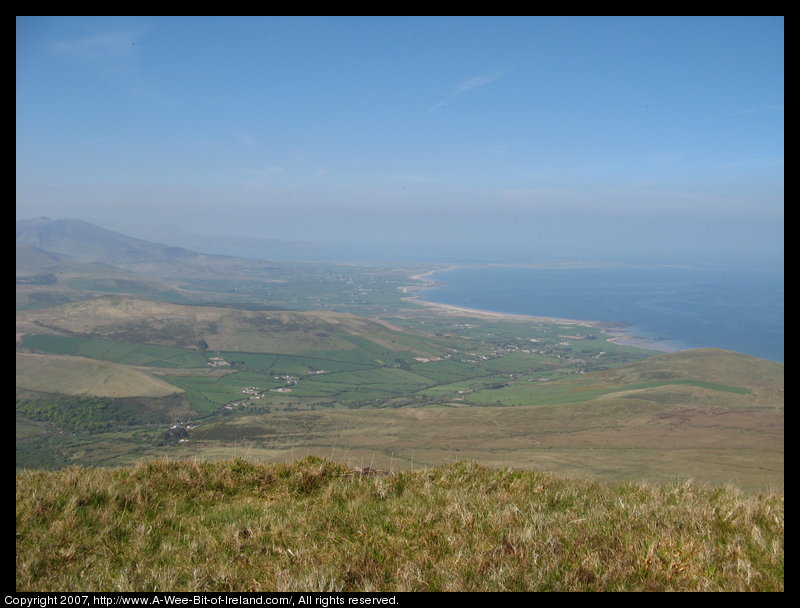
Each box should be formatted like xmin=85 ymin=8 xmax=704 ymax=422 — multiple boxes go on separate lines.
xmin=16 ymin=16 xmax=784 ymax=266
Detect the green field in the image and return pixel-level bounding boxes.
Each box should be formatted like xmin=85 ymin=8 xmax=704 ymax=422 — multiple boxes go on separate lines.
xmin=20 ymin=334 xmax=209 ymax=367
xmin=461 ymin=378 xmax=751 ymax=407
xmin=21 ymin=297 xmax=651 ymax=417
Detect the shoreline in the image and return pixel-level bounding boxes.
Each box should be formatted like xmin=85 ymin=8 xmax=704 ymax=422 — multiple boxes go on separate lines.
xmin=401 ymin=265 xmax=682 ymax=354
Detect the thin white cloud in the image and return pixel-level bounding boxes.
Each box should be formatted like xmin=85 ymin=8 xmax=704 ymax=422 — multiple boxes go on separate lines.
xmin=51 ymin=26 xmax=150 ymax=73
xmin=428 ymin=67 xmax=512 ymax=112
xmin=49 ymin=24 xmax=166 ymax=103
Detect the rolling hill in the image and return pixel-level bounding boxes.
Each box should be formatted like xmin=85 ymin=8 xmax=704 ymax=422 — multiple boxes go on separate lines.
xmin=16 ymin=352 xmax=184 ymax=398
xmin=16 ymin=294 xmax=440 ymax=355
xmin=455 ymin=347 xmax=784 ymax=408
xmin=591 ymin=347 xmax=784 ymax=389
xmin=16 ymin=242 xmax=193 ymax=310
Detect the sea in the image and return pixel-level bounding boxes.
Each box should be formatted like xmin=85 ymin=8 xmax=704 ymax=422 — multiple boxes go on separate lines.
xmin=419 ymin=265 xmax=784 ymax=362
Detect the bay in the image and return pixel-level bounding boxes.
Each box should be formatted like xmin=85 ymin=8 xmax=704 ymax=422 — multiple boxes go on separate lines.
xmin=420 ymin=265 xmax=784 ymax=362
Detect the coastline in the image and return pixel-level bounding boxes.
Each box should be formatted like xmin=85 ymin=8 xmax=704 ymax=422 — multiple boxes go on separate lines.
xmin=401 ymin=265 xmax=682 ymax=354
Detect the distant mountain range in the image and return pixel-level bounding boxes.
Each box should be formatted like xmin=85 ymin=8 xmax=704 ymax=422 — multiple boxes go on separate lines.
xmin=17 ymin=217 xmax=325 ymax=262
xmin=15 ymin=217 xmax=280 ymax=280
xmin=17 ymin=217 xmax=228 ymax=267
xmin=103 ymin=222 xmax=326 ymax=261
xmin=17 ymin=217 xmax=215 ymax=265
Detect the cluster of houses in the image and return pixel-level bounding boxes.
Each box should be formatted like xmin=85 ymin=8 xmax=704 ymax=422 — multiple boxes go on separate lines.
xmin=207 ymin=356 xmax=231 ymax=367
xmin=413 ymin=356 xmax=443 ymax=363
xmin=164 ymin=423 xmax=195 ymax=442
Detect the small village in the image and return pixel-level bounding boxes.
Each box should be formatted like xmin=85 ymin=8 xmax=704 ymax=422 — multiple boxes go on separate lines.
xmin=207 ymin=356 xmax=231 ymax=368
xmin=202 ymin=332 xmax=608 ymax=420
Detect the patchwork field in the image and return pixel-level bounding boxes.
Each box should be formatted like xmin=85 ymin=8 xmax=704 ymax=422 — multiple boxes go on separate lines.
xmin=16 ymin=295 xmax=644 ymax=416
xmin=15 ymin=289 xmax=783 ymax=494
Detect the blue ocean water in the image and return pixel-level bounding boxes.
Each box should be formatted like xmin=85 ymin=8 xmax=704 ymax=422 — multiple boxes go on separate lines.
xmin=421 ymin=265 xmax=784 ymax=362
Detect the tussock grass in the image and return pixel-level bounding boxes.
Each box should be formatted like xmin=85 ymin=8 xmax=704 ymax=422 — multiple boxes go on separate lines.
xmin=16 ymin=457 xmax=783 ymax=592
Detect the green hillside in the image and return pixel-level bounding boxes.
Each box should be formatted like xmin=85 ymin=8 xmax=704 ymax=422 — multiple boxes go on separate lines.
xmin=15 ymin=457 xmax=784 ymax=592
xmin=456 ymin=348 xmax=783 ymax=408
xmin=15 ymin=352 xmax=194 ymax=437
xmin=590 ymin=347 xmax=784 ymax=389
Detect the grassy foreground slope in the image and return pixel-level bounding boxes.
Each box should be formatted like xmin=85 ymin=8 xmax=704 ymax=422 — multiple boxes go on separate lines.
xmin=16 ymin=457 xmax=783 ymax=592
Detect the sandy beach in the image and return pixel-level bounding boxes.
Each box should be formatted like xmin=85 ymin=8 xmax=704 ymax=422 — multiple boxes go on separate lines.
xmin=401 ymin=266 xmax=682 ymax=354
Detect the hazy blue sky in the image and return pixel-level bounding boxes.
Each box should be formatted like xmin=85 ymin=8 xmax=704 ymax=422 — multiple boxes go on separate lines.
xmin=17 ymin=16 xmax=783 ymax=265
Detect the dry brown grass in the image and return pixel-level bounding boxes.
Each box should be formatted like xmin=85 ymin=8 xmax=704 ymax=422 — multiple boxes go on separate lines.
xmin=15 ymin=352 xmax=183 ymax=397
xmin=16 ymin=457 xmax=783 ymax=592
